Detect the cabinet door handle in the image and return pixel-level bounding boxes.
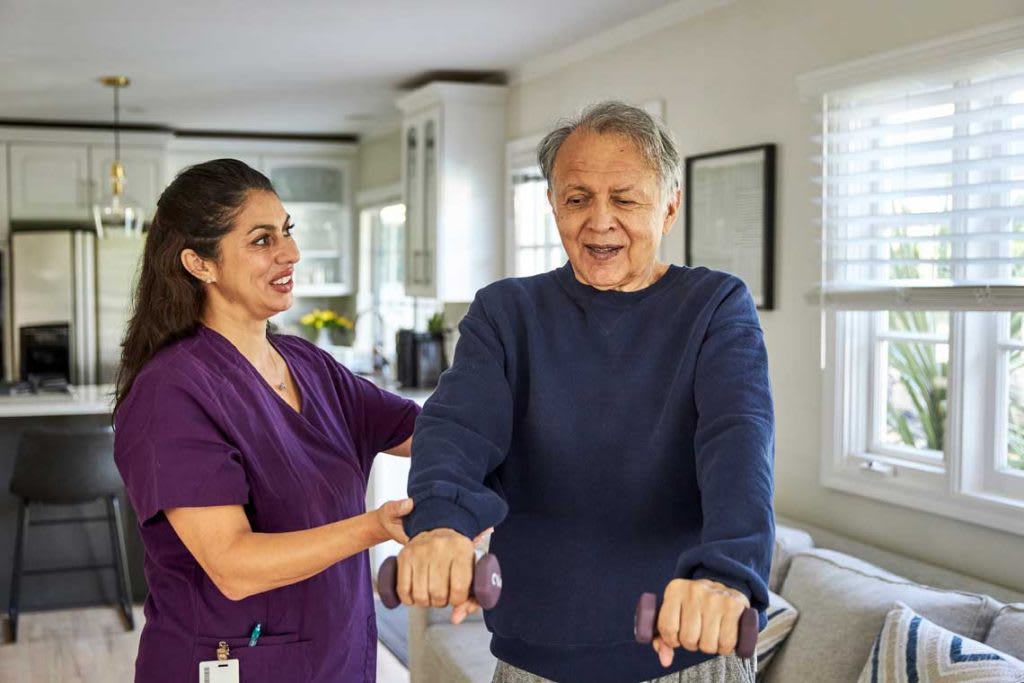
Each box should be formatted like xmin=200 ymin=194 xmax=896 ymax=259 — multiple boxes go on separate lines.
xmin=410 ymin=249 xmax=423 ymax=286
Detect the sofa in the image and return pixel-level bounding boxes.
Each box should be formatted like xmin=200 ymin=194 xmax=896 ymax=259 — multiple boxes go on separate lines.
xmin=407 ymin=515 xmax=1024 ymax=682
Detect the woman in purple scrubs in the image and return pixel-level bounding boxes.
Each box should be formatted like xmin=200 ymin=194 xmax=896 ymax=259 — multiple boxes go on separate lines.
xmin=113 ymin=159 xmax=419 ymax=683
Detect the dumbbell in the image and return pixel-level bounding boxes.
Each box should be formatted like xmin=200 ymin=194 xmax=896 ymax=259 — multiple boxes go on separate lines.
xmin=377 ymin=553 xmax=503 ymax=610
xmin=633 ymin=592 xmax=758 ymax=659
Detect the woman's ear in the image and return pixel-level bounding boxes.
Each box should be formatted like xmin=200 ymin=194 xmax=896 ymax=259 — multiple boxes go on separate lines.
xmin=180 ymin=249 xmax=216 ymax=284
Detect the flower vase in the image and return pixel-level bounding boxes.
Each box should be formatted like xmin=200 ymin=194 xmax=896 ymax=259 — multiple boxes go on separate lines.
xmin=315 ymin=327 xmax=332 ymax=349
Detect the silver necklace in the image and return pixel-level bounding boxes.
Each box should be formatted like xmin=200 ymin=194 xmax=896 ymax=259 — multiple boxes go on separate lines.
xmin=268 ymin=343 xmax=286 ymax=392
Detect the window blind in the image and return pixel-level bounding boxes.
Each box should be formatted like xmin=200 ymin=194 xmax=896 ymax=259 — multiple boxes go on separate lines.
xmin=818 ymin=52 xmax=1024 ymax=310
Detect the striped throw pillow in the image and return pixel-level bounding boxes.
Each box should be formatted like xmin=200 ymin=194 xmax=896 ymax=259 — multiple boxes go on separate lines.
xmin=856 ymin=602 xmax=1024 ymax=683
xmin=756 ymin=590 xmax=799 ymax=673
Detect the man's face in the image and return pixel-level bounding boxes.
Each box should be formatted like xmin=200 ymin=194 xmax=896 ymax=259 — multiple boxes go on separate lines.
xmin=548 ymin=129 xmax=679 ymax=291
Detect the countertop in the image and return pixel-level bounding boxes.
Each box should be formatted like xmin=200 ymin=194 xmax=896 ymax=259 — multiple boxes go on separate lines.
xmin=0 ymin=377 xmax=433 ymax=417
xmin=0 ymin=384 xmax=116 ymax=417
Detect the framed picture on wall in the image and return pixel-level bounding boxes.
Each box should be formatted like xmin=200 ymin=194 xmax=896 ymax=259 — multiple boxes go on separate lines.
xmin=684 ymin=144 xmax=776 ymax=310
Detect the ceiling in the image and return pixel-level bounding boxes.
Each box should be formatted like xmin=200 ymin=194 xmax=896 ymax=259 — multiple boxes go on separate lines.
xmin=0 ymin=0 xmax=678 ymax=136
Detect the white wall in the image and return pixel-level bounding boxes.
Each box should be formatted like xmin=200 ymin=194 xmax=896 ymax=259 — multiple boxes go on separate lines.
xmin=358 ymin=129 xmax=401 ymax=191
xmin=506 ymin=0 xmax=1024 ymax=591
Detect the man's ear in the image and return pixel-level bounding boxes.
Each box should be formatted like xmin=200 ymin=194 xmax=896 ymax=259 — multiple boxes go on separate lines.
xmin=663 ymin=188 xmax=682 ymax=235
xmin=180 ymin=249 xmax=216 ymax=284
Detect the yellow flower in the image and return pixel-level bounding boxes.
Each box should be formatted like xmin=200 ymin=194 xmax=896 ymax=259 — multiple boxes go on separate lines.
xmin=300 ymin=308 xmax=352 ymax=332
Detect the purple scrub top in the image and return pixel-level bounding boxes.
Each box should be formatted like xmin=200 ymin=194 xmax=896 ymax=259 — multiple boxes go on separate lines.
xmin=114 ymin=325 xmax=419 ymax=683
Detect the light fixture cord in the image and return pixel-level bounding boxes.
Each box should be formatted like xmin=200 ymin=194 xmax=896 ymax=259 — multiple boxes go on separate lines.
xmin=113 ymin=84 xmax=121 ymax=162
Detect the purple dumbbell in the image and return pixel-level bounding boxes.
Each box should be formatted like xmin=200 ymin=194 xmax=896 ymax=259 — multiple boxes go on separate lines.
xmin=377 ymin=553 xmax=502 ymax=610
xmin=634 ymin=592 xmax=758 ymax=659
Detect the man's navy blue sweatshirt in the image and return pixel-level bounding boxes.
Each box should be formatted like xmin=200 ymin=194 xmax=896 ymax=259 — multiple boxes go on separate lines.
xmin=405 ymin=263 xmax=775 ymax=683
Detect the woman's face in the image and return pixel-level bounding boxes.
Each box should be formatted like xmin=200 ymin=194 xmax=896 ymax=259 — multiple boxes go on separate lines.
xmin=205 ymin=190 xmax=301 ymax=321
xmin=548 ymin=130 xmax=679 ymax=291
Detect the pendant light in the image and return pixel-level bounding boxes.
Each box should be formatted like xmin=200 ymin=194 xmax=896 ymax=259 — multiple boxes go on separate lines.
xmin=92 ymin=76 xmax=144 ymax=238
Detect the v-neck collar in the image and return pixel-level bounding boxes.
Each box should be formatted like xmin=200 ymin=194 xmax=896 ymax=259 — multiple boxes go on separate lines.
xmin=198 ymin=325 xmax=305 ymax=417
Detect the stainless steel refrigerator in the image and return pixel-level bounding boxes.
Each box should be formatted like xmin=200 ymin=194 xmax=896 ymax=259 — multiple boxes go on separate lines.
xmin=10 ymin=222 xmax=144 ymax=385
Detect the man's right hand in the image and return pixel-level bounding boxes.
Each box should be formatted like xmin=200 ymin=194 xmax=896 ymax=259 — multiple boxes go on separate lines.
xmin=396 ymin=528 xmax=477 ymax=611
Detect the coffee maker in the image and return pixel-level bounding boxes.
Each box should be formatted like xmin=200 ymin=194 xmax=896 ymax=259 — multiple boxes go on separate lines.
xmin=396 ymin=330 xmax=448 ymax=388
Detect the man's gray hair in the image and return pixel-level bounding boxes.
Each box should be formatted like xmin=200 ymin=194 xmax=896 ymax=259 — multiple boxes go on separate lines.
xmin=537 ymin=101 xmax=682 ymax=200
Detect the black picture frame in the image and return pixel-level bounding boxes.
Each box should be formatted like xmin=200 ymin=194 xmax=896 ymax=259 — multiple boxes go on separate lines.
xmin=684 ymin=143 xmax=776 ymax=310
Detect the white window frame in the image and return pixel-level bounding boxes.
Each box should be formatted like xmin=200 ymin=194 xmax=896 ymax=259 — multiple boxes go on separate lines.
xmin=505 ymin=134 xmax=566 ymax=278
xmin=803 ymin=17 xmax=1024 ymax=537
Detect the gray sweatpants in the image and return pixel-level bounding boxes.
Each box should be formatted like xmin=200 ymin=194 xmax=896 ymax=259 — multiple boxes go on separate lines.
xmin=492 ymin=655 xmax=756 ymax=683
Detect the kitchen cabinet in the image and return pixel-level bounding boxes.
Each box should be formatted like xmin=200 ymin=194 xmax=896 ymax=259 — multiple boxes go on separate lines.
xmin=10 ymin=142 xmax=164 ymax=223
xmin=165 ymin=151 xmax=263 ymax=184
xmin=0 ymin=143 xmax=8 ymax=241
xmin=9 ymin=143 xmax=91 ymax=220
xmin=90 ymin=146 xmax=165 ymax=220
xmin=263 ymin=156 xmax=354 ymax=296
xmin=397 ymin=82 xmax=507 ymax=301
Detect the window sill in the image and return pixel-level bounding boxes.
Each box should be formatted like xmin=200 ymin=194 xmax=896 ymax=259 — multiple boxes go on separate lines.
xmin=822 ymin=465 xmax=1024 ymax=537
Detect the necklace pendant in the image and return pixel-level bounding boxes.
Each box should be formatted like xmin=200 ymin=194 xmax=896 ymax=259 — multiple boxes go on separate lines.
xmin=277 ymin=382 xmax=286 ymax=391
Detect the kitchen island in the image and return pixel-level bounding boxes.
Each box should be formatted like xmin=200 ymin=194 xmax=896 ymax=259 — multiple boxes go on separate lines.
xmin=0 ymin=378 xmax=433 ymax=621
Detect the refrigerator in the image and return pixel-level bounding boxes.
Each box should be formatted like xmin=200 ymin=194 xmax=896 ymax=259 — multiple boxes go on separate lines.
xmin=10 ymin=222 xmax=145 ymax=385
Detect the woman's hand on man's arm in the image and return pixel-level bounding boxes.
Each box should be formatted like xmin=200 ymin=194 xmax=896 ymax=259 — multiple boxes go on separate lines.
xmin=166 ymin=498 xmax=414 ymax=601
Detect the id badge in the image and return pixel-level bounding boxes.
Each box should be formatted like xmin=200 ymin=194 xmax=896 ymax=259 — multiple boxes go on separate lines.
xmin=199 ymin=658 xmax=239 ymax=683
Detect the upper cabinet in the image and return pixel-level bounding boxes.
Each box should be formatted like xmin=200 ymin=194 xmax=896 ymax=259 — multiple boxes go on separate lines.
xmin=9 ymin=144 xmax=91 ymax=220
xmin=263 ymin=156 xmax=354 ymax=297
xmin=90 ymin=146 xmax=165 ymax=220
xmin=9 ymin=141 xmax=165 ymax=222
xmin=0 ymin=144 xmax=8 ymax=243
xmin=397 ymin=82 xmax=507 ymax=301
xmin=165 ymin=151 xmax=263 ymax=184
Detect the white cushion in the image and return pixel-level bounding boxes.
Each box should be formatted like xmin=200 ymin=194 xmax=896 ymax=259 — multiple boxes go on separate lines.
xmin=856 ymin=602 xmax=1024 ymax=683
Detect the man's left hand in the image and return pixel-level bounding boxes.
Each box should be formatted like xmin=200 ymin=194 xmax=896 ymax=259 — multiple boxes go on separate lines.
xmin=651 ymin=578 xmax=750 ymax=667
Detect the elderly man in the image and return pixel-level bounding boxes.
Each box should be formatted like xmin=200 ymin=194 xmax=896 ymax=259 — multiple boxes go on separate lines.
xmin=398 ymin=101 xmax=774 ymax=683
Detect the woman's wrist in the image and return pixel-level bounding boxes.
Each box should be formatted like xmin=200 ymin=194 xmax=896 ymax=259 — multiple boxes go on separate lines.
xmin=366 ymin=510 xmax=391 ymax=545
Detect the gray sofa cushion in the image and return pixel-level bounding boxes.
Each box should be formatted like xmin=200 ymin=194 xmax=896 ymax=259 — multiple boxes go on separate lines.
xmin=424 ymin=621 xmax=497 ymax=683
xmin=769 ymin=525 xmax=814 ymax=593
xmin=761 ymin=548 xmax=1001 ymax=683
xmin=986 ymin=603 xmax=1024 ymax=660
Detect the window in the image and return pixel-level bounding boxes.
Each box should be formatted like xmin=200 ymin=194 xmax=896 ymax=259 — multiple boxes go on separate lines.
xmin=507 ymin=136 xmax=566 ymax=277
xmin=355 ymin=199 xmax=436 ymax=363
xmin=801 ymin=20 xmax=1024 ymax=534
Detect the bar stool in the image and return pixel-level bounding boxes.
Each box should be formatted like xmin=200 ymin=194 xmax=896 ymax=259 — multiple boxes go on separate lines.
xmin=7 ymin=427 xmax=134 ymax=642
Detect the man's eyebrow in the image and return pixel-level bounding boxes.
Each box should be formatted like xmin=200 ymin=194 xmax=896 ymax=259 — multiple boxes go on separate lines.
xmin=246 ymin=215 xmax=292 ymax=235
xmin=611 ymin=185 xmax=638 ymax=193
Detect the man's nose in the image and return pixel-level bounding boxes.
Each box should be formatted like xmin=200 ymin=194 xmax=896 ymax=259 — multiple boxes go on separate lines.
xmin=587 ymin=199 xmax=617 ymax=233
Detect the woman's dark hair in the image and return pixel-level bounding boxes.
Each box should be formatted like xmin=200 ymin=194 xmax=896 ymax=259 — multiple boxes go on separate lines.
xmin=114 ymin=159 xmax=274 ymax=417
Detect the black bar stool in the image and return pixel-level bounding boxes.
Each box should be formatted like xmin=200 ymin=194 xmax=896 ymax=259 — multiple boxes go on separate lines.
xmin=7 ymin=427 xmax=134 ymax=642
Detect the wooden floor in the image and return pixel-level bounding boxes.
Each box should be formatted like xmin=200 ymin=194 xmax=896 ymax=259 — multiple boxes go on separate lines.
xmin=0 ymin=605 xmax=409 ymax=683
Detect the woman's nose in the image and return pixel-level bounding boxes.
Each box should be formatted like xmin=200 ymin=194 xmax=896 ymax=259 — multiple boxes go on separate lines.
xmin=279 ymin=236 xmax=301 ymax=264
